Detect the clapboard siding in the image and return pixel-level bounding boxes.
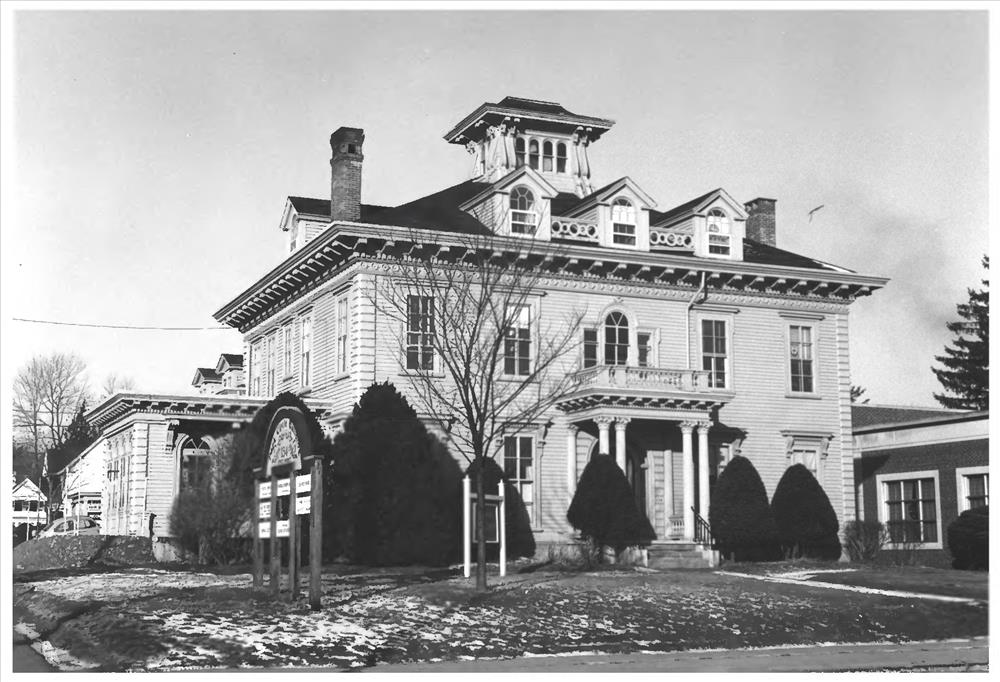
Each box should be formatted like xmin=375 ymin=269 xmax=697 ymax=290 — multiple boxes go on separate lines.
xmin=129 ymin=423 xmax=149 ymax=536
xmin=144 ymin=421 xmax=174 ymax=537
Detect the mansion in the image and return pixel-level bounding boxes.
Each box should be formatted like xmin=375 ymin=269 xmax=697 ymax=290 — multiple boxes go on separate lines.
xmin=78 ymin=97 xmax=886 ymax=562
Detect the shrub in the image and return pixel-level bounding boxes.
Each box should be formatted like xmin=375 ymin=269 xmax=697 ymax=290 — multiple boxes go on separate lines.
xmin=947 ymin=506 xmax=988 ymax=570
xmin=169 ymin=435 xmax=252 ymax=565
xmin=843 ymin=519 xmax=889 ymax=563
xmin=465 ymin=457 xmax=536 ymax=561
xmin=328 ymin=382 xmax=463 ymax=566
xmin=566 ymin=454 xmax=656 ymax=557
xmin=709 ymin=455 xmax=780 ymax=562
xmin=770 ymin=464 xmax=842 ymax=560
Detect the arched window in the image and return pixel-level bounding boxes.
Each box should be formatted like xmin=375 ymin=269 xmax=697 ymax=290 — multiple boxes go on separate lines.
xmin=604 ymin=312 xmax=629 ymax=365
xmin=515 ymin=137 xmax=526 ymax=168
xmin=611 ymin=197 xmax=637 ymax=246
xmin=528 ymin=139 xmax=540 ymax=170
xmin=510 ymin=186 xmax=537 ymax=235
xmin=556 ymin=142 xmax=568 ymax=173
xmin=179 ymin=437 xmax=212 ymax=492
xmin=542 ymin=140 xmax=554 ymax=172
xmin=706 ymin=208 xmax=731 ymax=256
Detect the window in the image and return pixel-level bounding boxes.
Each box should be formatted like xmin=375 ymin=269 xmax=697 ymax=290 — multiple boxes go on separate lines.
xmin=504 ymin=436 xmax=534 ymax=525
xmin=604 ymin=312 xmax=629 ymax=365
xmin=706 ymin=208 xmax=731 ymax=256
xmin=337 ymin=296 xmax=349 ymax=374
xmin=611 ymin=198 xmax=637 ymax=246
xmin=251 ymin=339 xmax=262 ymax=396
xmin=504 ymin=305 xmax=532 ymax=376
xmin=701 ymin=319 xmax=728 ymax=388
xmin=406 ymin=295 xmax=435 ymax=370
xmin=510 ymin=186 xmax=537 ymax=235
xmin=792 ymin=448 xmax=819 ymax=476
xmin=528 ymin=139 xmax=540 ymax=170
xmin=515 ymin=138 xmax=526 ymax=167
xmin=556 ymin=142 xmax=568 ymax=173
xmin=300 ymin=314 xmax=313 ymax=387
xmin=179 ymin=437 xmax=211 ymax=492
xmin=283 ymin=324 xmax=293 ymax=377
xmin=881 ymin=475 xmax=939 ymax=546
xmin=542 ymin=140 xmax=554 ymax=172
xmin=956 ymin=466 xmax=989 ymax=512
xmin=789 ymin=325 xmax=814 ymax=393
xmin=638 ymin=332 xmax=653 ymax=367
xmin=583 ymin=328 xmax=598 ymax=368
xmin=266 ymin=333 xmax=276 ymax=395
xmin=13 ymin=500 xmax=24 ymax=512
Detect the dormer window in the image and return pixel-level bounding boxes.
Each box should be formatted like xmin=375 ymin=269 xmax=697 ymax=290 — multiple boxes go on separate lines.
xmin=556 ymin=143 xmax=567 ymax=173
xmin=611 ymin=198 xmax=637 ymax=246
xmin=510 ymin=186 xmax=537 ymax=235
xmin=707 ymin=208 xmax=731 ymax=256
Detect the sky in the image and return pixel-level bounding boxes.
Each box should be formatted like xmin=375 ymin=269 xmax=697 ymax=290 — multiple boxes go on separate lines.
xmin=2 ymin=8 xmax=991 ymax=408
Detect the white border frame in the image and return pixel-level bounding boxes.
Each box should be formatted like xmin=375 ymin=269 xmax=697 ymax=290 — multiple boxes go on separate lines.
xmin=784 ymin=320 xmax=819 ymax=398
xmin=875 ymin=469 xmax=943 ymax=550
xmin=695 ymin=312 xmax=734 ymax=391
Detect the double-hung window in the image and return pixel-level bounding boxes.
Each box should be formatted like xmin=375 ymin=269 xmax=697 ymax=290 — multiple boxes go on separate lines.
xmin=706 ymin=208 xmax=731 ymax=256
xmin=611 ymin=198 xmax=637 ymax=246
xmin=583 ymin=328 xmax=598 ymax=368
xmin=282 ymin=324 xmax=293 ymax=377
xmin=701 ymin=319 xmax=728 ymax=388
xmin=503 ymin=304 xmax=532 ymax=376
xmin=789 ymin=324 xmax=815 ymax=393
xmin=300 ymin=314 xmax=313 ymax=387
xmin=251 ymin=339 xmax=262 ymax=396
xmin=637 ymin=331 xmax=653 ymax=368
xmin=956 ymin=466 xmax=989 ymax=512
xmin=266 ymin=333 xmax=276 ymax=395
xmin=406 ymin=295 xmax=435 ymax=370
xmin=878 ymin=472 xmax=941 ymax=547
xmin=337 ymin=296 xmax=349 ymax=374
xmin=504 ymin=435 xmax=535 ymax=525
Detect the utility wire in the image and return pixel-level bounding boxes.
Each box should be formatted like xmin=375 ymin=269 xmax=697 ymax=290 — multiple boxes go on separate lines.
xmin=12 ymin=317 xmax=231 ymax=331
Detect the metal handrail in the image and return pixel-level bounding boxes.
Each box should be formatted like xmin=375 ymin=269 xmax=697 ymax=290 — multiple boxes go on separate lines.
xmin=691 ymin=506 xmax=713 ymax=546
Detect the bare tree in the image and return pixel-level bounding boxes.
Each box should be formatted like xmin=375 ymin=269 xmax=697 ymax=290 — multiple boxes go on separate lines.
xmin=372 ymin=230 xmax=584 ymax=590
xmin=101 ymin=372 xmax=137 ymax=399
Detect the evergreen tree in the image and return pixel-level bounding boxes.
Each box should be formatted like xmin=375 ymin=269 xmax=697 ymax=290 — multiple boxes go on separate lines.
xmin=567 ymin=454 xmax=656 ymax=557
xmin=933 ymin=256 xmax=989 ymax=410
xmin=770 ymin=464 xmax=841 ymax=560
xmin=708 ymin=455 xmax=779 ymax=562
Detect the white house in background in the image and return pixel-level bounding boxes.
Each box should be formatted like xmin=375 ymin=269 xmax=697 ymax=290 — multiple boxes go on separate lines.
xmin=59 ymin=438 xmax=106 ymax=522
xmin=12 ymin=478 xmax=47 ymax=528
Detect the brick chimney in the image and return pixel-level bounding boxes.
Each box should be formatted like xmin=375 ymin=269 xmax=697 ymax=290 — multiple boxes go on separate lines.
xmin=744 ymin=197 xmax=777 ymax=247
xmin=329 ymin=127 xmax=365 ymax=222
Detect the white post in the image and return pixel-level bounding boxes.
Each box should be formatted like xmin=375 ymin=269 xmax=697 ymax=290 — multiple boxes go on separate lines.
xmin=596 ymin=417 xmax=612 ymax=455
xmin=498 ymin=480 xmax=506 ymax=578
xmin=681 ymin=422 xmax=695 ymax=541
xmin=614 ymin=417 xmax=630 ymax=473
xmin=462 ymin=475 xmax=471 ymax=578
xmin=662 ymin=450 xmax=673 ymax=538
xmin=566 ymin=424 xmax=579 ymax=495
xmin=697 ymin=422 xmax=711 ymax=523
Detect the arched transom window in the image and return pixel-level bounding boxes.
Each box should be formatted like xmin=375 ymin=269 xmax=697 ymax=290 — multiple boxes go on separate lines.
xmin=706 ymin=208 xmax=731 ymax=256
xmin=179 ymin=437 xmax=212 ymax=492
xmin=611 ymin=198 xmax=637 ymax=246
xmin=510 ymin=186 xmax=537 ymax=235
xmin=604 ymin=312 xmax=629 ymax=365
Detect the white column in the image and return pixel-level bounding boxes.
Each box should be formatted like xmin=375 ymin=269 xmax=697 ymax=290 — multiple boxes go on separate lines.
xmin=614 ymin=417 xmax=630 ymax=473
xmin=681 ymin=422 xmax=695 ymax=541
xmin=697 ymin=421 xmax=711 ymax=522
xmin=596 ymin=417 xmax=613 ymax=456
xmin=566 ymin=424 xmax=579 ymax=495
xmin=662 ymin=449 xmax=673 ymax=538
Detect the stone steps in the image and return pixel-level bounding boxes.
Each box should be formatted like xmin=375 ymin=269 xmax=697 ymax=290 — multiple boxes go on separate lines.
xmin=647 ymin=542 xmax=718 ymax=570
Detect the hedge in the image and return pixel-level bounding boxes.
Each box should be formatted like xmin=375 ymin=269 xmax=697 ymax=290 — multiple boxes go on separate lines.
xmin=708 ymin=455 xmax=780 ymax=562
xmin=770 ymin=463 xmax=841 ymax=560
xmin=566 ymin=454 xmax=655 ymax=557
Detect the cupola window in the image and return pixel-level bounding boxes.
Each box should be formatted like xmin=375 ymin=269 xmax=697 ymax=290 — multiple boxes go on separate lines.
xmin=515 ymin=138 xmax=526 ymax=167
xmin=707 ymin=208 xmax=731 ymax=256
xmin=528 ymin=140 xmax=540 ymax=170
xmin=556 ymin=143 xmax=568 ymax=173
xmin=510 ymin=186 xmax=537 ymax=235
xmin=604 ymin=312 xmax=629 ymax=365
xmin=611 ymin=198 xmax=637 ymax=246
xmin=542 ymin=141 xmax=554 ymax=172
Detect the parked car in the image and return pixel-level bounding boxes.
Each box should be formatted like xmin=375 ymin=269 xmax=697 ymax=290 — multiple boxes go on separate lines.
xmin=39 ymin=516 xmax=101 ymax=537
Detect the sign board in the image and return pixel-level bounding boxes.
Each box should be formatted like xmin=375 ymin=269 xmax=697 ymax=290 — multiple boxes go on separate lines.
xmin=296 ymin=495 xmax=311 ymax=515
xmin=471 ymin=501 xmax=500 ymax=543
xmin=276 ymin=520 xmax=290 ymax=538
xmin=259 ymin=481 xmax=272 ymax=498
xmin=259 ymin=502 xmax=271 ymax=520
xmin=259 ymin=521 xmax=271 ymax=539
xmin=276 ymin=478 xmax=291 ymax=497
xmin=265 ymin=407 xmax=312 ymax=475
xmin=296 ymin=476 xmax=311 ymax=494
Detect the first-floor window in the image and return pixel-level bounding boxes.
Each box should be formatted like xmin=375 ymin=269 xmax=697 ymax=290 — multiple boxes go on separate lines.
xmin=406 ymin=295 xmax=435 ymax=370
xmin=503 ymin=305 xmax=532 ymax=376
xmin=884 ymin=477 xmax=938 ymax=544
xmin=792 ymin=448 xmax=819 ymax=477
xmin=180 ymin=437 xmax=212 ymax=492
xmin=789 ymin=324 xmax=814 ymax=393
xmin=957 ymin=467 xmax=989 ymax=511
xmin=504 ymin=436 xmax=534 ymax=525
xmin=583 ymin=328 xmax=598 ymax=368
xmin=701 ymin=319 xmax=728 ymax=388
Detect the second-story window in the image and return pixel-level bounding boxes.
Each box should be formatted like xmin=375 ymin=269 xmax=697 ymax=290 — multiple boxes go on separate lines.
xmin=251 ymin=340 xmax=262 ymax=396
xmin=583 ymin=328 xmax=598 ymax=368
xmin=266 ymin=333 xmax=276 ymax=395
xmin=510 ymin=186 xmax=537 ymax=235
xmin=337 ymin=296 xmax=349 ymax=374
xmin=503 ymin=304 xmax=532 ymax=376
xmin=604 ymin=312 xmax=629 ymax=365
xmin=542 ymin=141 xmax=554 ymax=172
xmin=612 ymin=198 xmax=637 ymax=246
xmin=406 ymin=295 xmax=435 ymax=370
xmin=789 ymin=324 xmax=814 ymax=393
xmin=283 ymin=324 xmax=293 ymax=377
xmin=638 ymin=331 xmax=653 ymax=368
xmin=701 ymin=320 xmax=728 ymax=388
xmin=556 ymin=142 xmax=568 ymax=173
xmin=300 ymin=314 xmax=313 ymax=387
xmin=707 ymin=208 xmax=731 ymax=256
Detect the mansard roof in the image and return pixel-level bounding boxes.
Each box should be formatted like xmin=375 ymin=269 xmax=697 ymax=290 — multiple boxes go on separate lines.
xmin=444 ymin=95 xmax=616 ymax=145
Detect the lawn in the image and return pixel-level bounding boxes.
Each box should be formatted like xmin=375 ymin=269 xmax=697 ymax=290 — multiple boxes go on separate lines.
xmin=14 ymin=564 xmax=989 ymax=672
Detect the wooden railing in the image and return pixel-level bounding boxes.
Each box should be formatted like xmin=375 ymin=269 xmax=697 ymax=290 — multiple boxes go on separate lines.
xmin=551 ymin=216 xmax=599 ymax=243
xmin=571 ymin=365 xmax=711 ymax=392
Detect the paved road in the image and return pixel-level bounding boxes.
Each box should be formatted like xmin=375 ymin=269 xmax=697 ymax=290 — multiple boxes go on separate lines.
xmin=366 ymin=638 xmax=989 ymax=673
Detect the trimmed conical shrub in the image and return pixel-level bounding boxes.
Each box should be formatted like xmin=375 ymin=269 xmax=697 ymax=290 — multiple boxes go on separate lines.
xmin=567 ymin=454 xmax=656 ymax=556
xmin=709 ymin=455 xmax=780 ymax=562
xmin=465 ymin=457 xmax=536 ymax=560
xmin=770 ymin=463 xmax=842 ymax=560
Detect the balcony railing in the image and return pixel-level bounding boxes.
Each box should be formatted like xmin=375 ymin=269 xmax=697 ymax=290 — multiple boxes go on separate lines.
xmin=551 ymin=216 xmax=599 ymax=243
xmin=570 ymin=365 xmax=711 ymax=392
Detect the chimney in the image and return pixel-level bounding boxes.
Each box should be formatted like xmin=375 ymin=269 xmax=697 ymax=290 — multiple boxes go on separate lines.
xmin=329 ymin=127 xmax=365 ymax=222
xmin=744 ymin=197 xmax=776 ymax=247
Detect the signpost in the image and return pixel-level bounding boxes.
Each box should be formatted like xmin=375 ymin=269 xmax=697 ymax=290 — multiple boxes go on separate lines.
xmin=251 ymin=406 xmax=325 ymax=611
xmin=462 ymin=476 xmax=506 ymax=579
